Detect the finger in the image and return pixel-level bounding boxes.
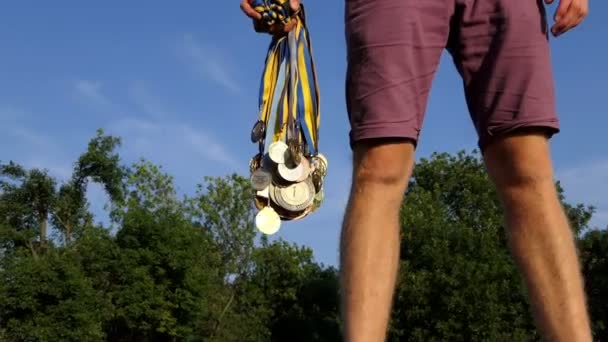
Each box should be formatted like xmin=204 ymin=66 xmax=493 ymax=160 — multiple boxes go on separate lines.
xmin=290 ymin=0 xmax=301 ymax=11
xmin=545 ymin=0 xmax=554 ymax=4
xmin=551 ymin=0 xmax=588 ymax=36
xmin=553 ymin=0 xmax=572 ymax=22
xmin=240 ymin=0 xmax=262 ymax=20
xmin=283 ymin=18 xmax=298 ymax=32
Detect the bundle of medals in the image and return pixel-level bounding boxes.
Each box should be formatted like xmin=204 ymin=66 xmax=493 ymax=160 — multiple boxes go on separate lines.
xmin=249 ymin=1 xmax=326 ymax=235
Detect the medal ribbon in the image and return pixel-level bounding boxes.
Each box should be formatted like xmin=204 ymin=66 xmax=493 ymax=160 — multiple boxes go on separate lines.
xmin=254 ymin=1 xmax=320 ymax=156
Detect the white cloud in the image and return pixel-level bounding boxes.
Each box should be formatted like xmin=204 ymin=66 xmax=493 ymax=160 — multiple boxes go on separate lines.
xmin=556 ymin=160 xmax=608 ymax=229
xmin=0 ymin=107 xmax=73 ymax=181
xmin=127 ymin=83 xmax=169 ymax=119
xmin=73 ymin=80 xmax=110 ymax=107
xmin=70 ymin=79 xmax=239 ymax=171
xmin=71 ymin=79 xmax=128 ymax=117
xmin=109 ymin=117 xmax=238 ymax=169
xmin=6 ymin=125 xmax=57 ymax=151
xmin=176 ymin=33 xmax=242 ymax=94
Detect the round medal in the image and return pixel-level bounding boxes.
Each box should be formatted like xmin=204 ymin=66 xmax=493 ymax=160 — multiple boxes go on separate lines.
xmin=317 ymin=153 xmax=328 ymax=169
xmin=255 ymin=206 xmax=281 ymax=235
xmin=250 ymin=168 xmax=272 ymax=191
xmin=249 ymin=153 xmax=262 ymax=173
xmin=313 ymin=154 xmax=328 ymax=176
xmin=277 ymin=162 xmax=304 ymax=182
xmin=287 ymin=139 xmax=302 ymax=165
xmin=268 ymin=141 xmax=288 ymax=164
xmin=314 ymin=188 xmax=324 ymax=204
xmin=296 ymin=157 xmax=311 ymax=182
xmin=273 ymin=178 xmax=316 ymax=212
xmin=250 ymin=120 xmax=266 ymax=143
xmin=256 ymin=186 xmax=269 ymax=199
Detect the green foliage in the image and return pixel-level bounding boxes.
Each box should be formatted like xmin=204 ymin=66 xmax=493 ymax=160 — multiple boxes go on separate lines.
xmin=190 ymin=174 xmax=258 ymax=279
xmin=0 ymin=248 xmax=111 ymax=341
xmin=0 ymin=132 xmax=605 ymax=341
xmin=391 ymin=151 xmax=536 ymax=341
xmin=579 ymin=229 xmax=608 ymax=340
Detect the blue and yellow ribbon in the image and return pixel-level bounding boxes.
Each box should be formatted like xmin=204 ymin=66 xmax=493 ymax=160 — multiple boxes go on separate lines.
xmin=254 ymin=1 xmax=320 ymax=157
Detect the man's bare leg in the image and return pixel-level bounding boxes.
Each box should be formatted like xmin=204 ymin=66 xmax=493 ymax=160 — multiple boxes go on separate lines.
xmin=483 ymin=131 xmax=592 ymax=342
xmin=340 ymin=139 xmax=415 ymax=342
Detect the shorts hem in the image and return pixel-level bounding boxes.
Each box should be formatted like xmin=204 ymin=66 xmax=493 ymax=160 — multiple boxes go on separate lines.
xmin=349 ymin=124 xmax=421 ymax=150
xmin=479 ymin=118 xmax=560 ymax=151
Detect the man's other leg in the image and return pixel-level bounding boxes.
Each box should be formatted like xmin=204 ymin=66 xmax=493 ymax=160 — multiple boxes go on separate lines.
xmin=342 ymin=0 xmax=451 ymax=340
xmin=484 ymin=132 xmax=592 ymax=341
xmin=448 ymin=0 xmax=593 ymax=339
xmin=340 ymin=139 xmax=414 ymax=342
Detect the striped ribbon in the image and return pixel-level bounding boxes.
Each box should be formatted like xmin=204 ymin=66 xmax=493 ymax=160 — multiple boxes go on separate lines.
xmin=253 ymin=1 xmax=320 ymax=157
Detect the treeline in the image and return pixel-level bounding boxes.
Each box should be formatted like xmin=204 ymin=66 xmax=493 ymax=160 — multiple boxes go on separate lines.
xmin=0 ymin=130 xmax=606 ymax=341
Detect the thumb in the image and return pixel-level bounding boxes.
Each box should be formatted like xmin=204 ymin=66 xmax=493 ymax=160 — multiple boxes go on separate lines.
xmin=290 ymin=0 xmax=301 ymax=11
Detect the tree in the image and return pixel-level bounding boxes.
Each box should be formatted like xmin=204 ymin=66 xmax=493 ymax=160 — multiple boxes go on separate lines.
xmin=236 ymin=238 xmax=341 ymax=342
xmin=389 ymin=150 xmax=601 ymax=341
xmin=0 ymin=162 xmax=56 ymax=257
xmin=1 ymin=131 xmax=605 ymax=341
xmin=579 ymin=228 xmax=608 ymax=340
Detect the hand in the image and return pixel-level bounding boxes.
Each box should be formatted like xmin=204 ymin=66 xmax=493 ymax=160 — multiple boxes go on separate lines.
xmin=240 ymin=0 xmax=301 ymax=35
xmin=546 ymin=0 xmax=588 ymax=37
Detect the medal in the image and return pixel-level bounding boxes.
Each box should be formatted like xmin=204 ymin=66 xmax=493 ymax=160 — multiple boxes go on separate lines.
xmin=255 ymin=206 xmax=281 ymax=235
xmin=249 ymin=153 xmax=262 ymax=173
xmin=313 ymin=187 xmax=324 ymax=209
xmin=248 ymin=7 xmax=325 ymax=228
xmin=287 ymin=137 xmax=302 ymax=165
xmin=273 ymin=178 xmax=316 ymax=212
xmin=296 ymin=157 xmax=311 ymax=182
xmin=313 ymin=153 xmax=328 ymax=176
xmin=250 ymin=168 xmax=272 ymax=191
xmin=277 ymin=162 xmax=304 ymax=182
xmin=257 ymin=186 xmax=269 ymax=198
xmin=268 ymin=141 xmax=288 ymax=164
xmin=250 ymin=120 xmax=266 ymax=143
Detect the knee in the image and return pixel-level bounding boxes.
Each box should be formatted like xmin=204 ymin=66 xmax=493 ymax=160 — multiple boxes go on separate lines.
xmin=484 ymin=132 xmax=557 ymax=200
xmin=494 ymin=167 xmax=557 ymax=206
xmin=351 ymin=139 xmax=415 ymax=193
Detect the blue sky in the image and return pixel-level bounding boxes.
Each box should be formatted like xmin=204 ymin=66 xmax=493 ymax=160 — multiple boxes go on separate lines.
xmin=1 ymin=2 xmax=606 ymax=266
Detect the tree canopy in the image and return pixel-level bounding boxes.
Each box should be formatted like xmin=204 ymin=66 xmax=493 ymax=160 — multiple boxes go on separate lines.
xmin=0 ymin=130 xmax=605 ymax=341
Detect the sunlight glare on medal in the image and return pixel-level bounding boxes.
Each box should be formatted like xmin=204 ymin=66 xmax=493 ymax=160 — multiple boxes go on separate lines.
xmin=255 ymin=206 xmax=282 ymax=235
xmin=268 ymin=141 xmax=288 ymax=164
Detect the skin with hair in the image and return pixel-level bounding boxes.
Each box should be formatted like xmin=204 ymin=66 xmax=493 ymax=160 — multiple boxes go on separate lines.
xmin=241 ymin=0 xmax=592 ymax=341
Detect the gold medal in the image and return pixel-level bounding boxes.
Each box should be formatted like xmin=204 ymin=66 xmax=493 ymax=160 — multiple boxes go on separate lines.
xmin=268 ymin=141 xmax=288 ymax=164
xmin=249 ymin=153 xmax=262 ymax=173
xmin=313 ymin=153 xmax=328 ymax=176
xmin=255 ymin=206 xmax=281 ymax=235
xmin=314 ymin=187 xmax=324 ymax=207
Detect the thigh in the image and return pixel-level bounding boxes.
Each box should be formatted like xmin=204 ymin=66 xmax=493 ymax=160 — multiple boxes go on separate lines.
xmin=449 ymin=0 xmax=560 ymax=150
xmin=345 ymin=0 xmax=452 ymax=149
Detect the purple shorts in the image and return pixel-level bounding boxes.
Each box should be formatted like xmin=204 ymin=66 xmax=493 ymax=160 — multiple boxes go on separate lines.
xmin=345 ymin=0 xmax=560 ymax=149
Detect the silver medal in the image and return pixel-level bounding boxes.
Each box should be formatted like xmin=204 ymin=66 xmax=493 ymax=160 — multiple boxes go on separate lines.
xmin=296 ymin=157 xmax=311 ymax=182
xmin=250 ymin=168 xmax=272 ymax=191
xmin=277 ymin=162 xmax=304 ymax=182
xmin=268 ymin=141 xmax=288 ymax=164
xmin=273 ymin=178 xmax=316 ymax=212
xmin=256 ymin=186 xmax=270 ymax=198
